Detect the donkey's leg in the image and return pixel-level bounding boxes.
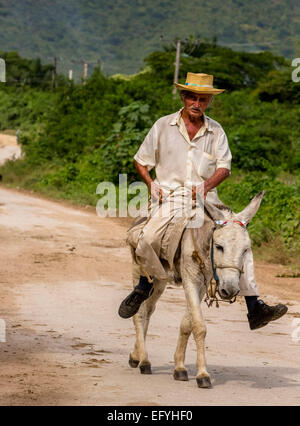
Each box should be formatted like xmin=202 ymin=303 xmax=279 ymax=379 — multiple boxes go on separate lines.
xmin=179 ymin=226 xmax=212 ymax=388
xmin=128 ymin=258 xmax=142 ymax=368
xmin=174 ymin=284 xmax=207 ymax=383
xmin=173 ymin=309 xmax=192 ymax=381
xmin=179 ymin=241 xmax=212 ymax=388
xmin=183 ymin=279 xmax=211 ymax=388
xmin=131 ymin=280 xmax=166 ymax=374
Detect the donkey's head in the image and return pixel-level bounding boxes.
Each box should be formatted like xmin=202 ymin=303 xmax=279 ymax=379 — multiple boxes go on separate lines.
xmin=204 ymin=191 xmax=264 ymax=301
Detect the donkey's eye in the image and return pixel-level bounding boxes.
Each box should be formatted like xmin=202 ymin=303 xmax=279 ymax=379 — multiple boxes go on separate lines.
xmin=215 ymin=244 xmax=224 ymax=252
xmin=243 ymin=248 xmax=248 ymax=256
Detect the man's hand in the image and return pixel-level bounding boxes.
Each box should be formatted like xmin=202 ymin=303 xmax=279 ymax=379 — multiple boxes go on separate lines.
xmin=133 ymin=161 xmax=165 ymax=203
xmin=192 ymin=182 xmax=206 ymax=201
xmin=148 ymin=181 xmax=165 ymax=203
xmin=192 ymin=168 xmax=230 ymax=201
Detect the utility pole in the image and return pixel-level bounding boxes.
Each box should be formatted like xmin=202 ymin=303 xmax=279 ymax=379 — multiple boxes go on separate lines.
xmin=52 ymin=57 xmax=57 ymax=91
xmin=172 ymin=39 xmax=181 ymax=95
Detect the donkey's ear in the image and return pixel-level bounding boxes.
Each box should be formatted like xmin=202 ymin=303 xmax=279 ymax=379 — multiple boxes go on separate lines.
xmin=236 ymin=191 xmax=264 ymax=225
xmin=204 ymin=200 xmax=226 ymax=222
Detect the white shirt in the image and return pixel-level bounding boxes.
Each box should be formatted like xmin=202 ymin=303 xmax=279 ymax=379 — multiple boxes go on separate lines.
xmin=134 ymin=109 xmax=232 ymax=202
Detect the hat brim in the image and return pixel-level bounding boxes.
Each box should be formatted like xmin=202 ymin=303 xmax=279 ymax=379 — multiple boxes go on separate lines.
xmin=174 ymin=83 xmax=225 ymax=95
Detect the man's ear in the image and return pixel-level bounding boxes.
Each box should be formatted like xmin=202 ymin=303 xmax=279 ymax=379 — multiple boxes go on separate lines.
xmin=235 ymin=191 xmax=264 ymax=225
xmin=204 ymin=200 xmax=226 ymax=222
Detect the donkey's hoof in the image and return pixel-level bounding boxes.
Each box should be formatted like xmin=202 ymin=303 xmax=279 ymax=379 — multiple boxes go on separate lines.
xmin=196 ymin=376 xmax=212 ymax=388
xmin=173 ymin=370 xmax=189 ymax=381
xmin=128 ymin=355 xmax=139 ymax=368
xmin=140 ymin=364 xmax=152 ymax=374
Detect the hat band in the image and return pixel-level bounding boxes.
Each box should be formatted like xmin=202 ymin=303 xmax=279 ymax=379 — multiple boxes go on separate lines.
xmin=185 ymin=83 xmax=213 ymax=88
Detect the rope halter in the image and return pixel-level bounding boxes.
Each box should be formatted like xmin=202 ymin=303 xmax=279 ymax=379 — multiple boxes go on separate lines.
xmin=212 ymin=219 xmax=247 ymax=278
xmin=192 ymin=218 xmax=247 ymax=308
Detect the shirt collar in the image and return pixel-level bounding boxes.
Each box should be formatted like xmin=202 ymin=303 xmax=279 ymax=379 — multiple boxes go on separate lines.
xmin=170 ymin=108 xmax=214 ymax=133
xmin=170 ymin=108 xmax=183 ymax=126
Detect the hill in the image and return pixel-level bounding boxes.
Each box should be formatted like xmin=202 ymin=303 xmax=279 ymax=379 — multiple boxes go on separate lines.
xmin=0 ymin=0 xmax=299 ymax=76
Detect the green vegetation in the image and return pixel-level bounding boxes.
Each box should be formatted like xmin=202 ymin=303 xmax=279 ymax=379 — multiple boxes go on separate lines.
xmin=0 ymin=0 xmax=299 ymax=75
xmin=0 ymin=42 xmax=299 ymax=263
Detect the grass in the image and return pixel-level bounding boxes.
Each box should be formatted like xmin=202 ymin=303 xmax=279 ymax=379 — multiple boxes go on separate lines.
xmin=1 ymin=154 xmax=299 ymax=273
xmin=0 ymin=129 xmax=16 ymax=135
xmin=252 ymin=238 xmax=300 ymax=272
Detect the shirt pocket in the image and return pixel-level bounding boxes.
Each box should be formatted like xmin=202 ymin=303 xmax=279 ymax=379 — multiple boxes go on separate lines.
xmin=197 ymin=152 xmax=216 ymax=179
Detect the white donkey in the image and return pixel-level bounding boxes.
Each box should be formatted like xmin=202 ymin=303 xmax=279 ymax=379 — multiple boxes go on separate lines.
xmin=128 ymin=191 xmax=264 ymax=388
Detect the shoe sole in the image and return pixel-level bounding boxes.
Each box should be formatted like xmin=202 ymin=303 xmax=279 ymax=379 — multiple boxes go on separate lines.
xmin=118 ymin=293 xmax=151 ymax=319
xmin=250 ymin=305 xmax=288 ymax=330
xmin=118 ymin=304 xmax=140 ymax=319
xmin=118 ymin=286 xmax=154 ymax=319
xmin=270 ymin=305 xmax=288 ymax=321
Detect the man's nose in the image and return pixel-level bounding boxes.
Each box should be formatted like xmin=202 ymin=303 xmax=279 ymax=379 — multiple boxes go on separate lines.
xmin=193 ymin=99 xmax=202 ymax=108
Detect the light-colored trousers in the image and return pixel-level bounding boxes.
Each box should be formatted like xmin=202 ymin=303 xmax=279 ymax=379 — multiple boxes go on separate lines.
xmin=135 ymin=195 xmax=259 ymax=297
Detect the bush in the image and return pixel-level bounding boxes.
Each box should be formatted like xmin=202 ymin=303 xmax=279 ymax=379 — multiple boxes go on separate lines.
xmin=100 ymin=101 xmax=153 ymax=183
xmin=0 ymin=47 xmax=299 ymax=254
xmin=218 ymin=172 xmax=300 ymax=250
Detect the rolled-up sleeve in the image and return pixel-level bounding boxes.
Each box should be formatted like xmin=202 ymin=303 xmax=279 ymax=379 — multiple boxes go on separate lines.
xmin=215 ymin=130 xmax=232 ymax=171
xmin=134 ymin=124 xmax=157 ymax=171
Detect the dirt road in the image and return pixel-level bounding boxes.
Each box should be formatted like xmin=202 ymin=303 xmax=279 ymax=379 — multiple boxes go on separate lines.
xmin=0 ymin=186 xmax=299 ymax=406
xmin=0 ymin=134 xmax=21 ymax=165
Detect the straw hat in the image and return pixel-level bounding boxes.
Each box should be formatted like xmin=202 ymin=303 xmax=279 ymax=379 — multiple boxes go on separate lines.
xmin=175 ymin=72 xmax=225 ymax=95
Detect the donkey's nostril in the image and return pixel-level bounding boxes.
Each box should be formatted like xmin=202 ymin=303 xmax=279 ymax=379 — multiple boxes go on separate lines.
xmin=220 ymin=286 xmax=240 ymax=300
xmin=221 ymin=289 xmax=229 ymax=297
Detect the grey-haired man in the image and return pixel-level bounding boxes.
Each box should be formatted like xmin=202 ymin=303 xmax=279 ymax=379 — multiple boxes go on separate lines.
xmin=118 ymin=73 xmax=287 ymax=329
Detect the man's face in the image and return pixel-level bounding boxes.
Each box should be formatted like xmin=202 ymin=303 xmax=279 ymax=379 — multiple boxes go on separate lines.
xmin=182 ymin=92 xmax=213 ymax=120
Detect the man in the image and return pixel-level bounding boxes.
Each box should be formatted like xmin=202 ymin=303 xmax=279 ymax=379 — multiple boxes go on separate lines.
xmin=118 ymin=72 xmax=287 ymax=330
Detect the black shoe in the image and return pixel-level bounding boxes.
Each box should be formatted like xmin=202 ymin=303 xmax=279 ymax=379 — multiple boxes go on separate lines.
xmin=118 ymin=285 xmax=153 ymax=319
xmin=247 ymin=299 xmax=288 ymax=330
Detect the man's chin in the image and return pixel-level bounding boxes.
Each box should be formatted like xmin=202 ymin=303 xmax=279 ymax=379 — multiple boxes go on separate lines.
xmin=188 ymin=110 xmax=203 ymax=120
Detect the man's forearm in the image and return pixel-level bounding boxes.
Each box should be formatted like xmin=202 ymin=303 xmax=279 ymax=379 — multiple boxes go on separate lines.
xmin=204 ymin=167 xmax=230 ymax=193
xmin=193 ymin=168 xmax=230 ymax=200
xmin=134 ymin=160 xmax=164 ymax=201
xmin=135 ymin=159 xmax=229 ymax=200
xmin=134 ymin=159 xmax=152 ymax=188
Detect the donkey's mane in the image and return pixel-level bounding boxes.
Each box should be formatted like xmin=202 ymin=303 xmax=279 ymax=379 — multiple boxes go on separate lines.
xmin=213 ymin=204 xmax=233 ymax=213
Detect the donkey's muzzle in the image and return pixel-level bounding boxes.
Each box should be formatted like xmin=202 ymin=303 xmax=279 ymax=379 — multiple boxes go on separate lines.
xmin=219 ymin=285 xmax=240 ymax=301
